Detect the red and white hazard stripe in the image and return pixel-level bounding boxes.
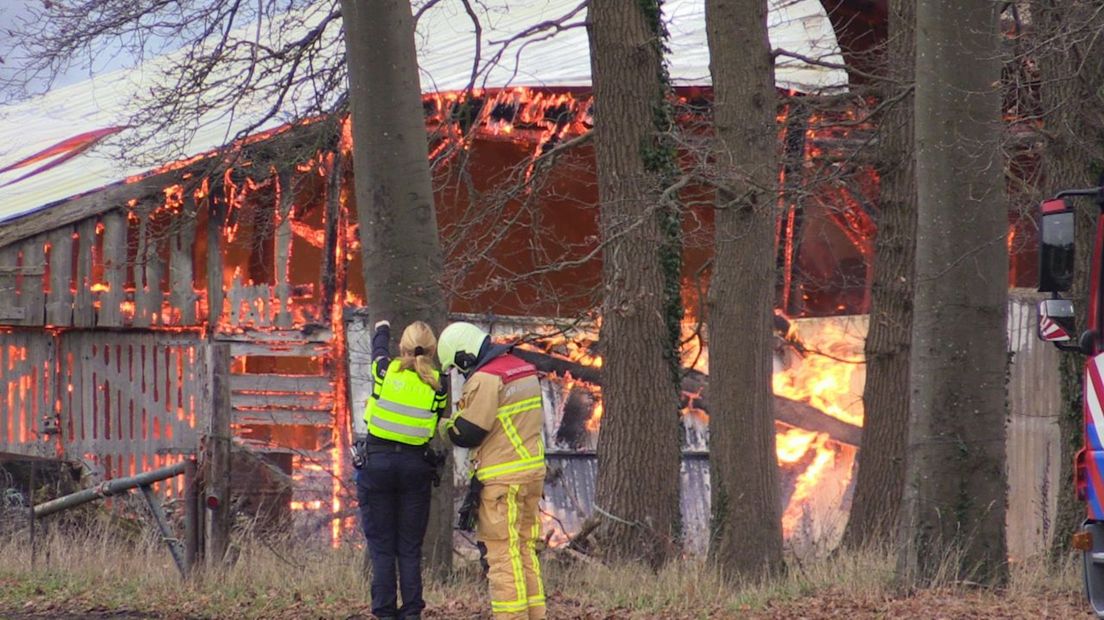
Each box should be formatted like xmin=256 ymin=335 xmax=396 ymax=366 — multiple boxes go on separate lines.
xmin=1040 ymin=317 xmax=1070 ymax=341
xmin=1085 ymin=355 xmax=1104 ymax=449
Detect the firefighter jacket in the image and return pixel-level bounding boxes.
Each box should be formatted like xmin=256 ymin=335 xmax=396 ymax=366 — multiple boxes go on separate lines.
xmin=365 ymin=359 xmax=448 ymax=446
xmin=445 ymin=353 xmax=546 ymax=484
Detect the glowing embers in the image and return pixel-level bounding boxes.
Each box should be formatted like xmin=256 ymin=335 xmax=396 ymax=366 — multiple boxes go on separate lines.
xmin=424 ymin=87 xmax=593 ymax=176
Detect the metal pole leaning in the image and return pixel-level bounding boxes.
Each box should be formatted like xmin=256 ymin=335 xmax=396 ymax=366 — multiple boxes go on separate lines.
xmin=139 ymin=484 xmax=187 ymax=579
xmin=31 ymin=461 xmax=188 ymax=519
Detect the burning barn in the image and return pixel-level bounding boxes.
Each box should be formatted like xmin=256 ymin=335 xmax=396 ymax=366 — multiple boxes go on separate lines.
xmin=0 ymin=0 xmax=1053 ymax=553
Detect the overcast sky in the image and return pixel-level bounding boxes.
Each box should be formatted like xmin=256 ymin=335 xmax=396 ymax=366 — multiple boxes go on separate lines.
xmin=0 ymin=0 xmax=174 ymax=100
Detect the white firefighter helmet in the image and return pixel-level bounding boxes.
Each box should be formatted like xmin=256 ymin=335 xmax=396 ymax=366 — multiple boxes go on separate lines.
xmin=437 ymin=322 xmax=490 ymax=372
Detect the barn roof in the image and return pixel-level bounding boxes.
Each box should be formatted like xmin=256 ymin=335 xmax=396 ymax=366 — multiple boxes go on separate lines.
xmin=0 ymin=0 xmax=845 ymax=226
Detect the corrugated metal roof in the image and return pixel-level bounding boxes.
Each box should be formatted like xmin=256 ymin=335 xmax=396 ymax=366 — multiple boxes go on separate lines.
xmin=0 ymin=0 xmax=845 ymax=225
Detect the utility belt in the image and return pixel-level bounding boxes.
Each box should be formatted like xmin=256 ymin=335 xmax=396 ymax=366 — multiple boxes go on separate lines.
xmin=353 ymin=438 xmax=447 ymax=487
xmin=364 ymin=441 xmax=426 ymax=454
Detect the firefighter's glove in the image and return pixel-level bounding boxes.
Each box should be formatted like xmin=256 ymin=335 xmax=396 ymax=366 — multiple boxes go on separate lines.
xmin=352 ymin=439 xmax=368 ymax=470
xmin=458 ymin=477 xmax=484 ymax=532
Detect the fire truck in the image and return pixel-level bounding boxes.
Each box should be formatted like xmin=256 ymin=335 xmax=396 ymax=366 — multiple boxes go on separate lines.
xmin=1036 ymin=185 xmax=1104 ymax=615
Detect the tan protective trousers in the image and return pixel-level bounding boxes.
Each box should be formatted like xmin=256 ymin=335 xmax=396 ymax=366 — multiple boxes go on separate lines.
xmin=477 ymin=478 xmax=546 ymax=620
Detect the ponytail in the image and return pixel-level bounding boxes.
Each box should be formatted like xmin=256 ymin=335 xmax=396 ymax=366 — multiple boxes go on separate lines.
xmin=410 ymin=353 xmax=441 ymax=391
xmin=398 ymin=321 xmax=441 ymax=390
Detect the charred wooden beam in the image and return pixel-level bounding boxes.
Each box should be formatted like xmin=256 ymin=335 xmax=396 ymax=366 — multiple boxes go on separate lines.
xmin=682 ymin=368 xmax=862 ymax=447
xmin=514 ymin=349 xmax=862 ymax=447
xmin=511 ymin=347 xmax=603 ymax=384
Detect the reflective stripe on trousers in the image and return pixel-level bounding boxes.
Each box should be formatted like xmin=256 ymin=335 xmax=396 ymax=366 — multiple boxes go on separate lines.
xmin=479 ymin=479 xmax=546 ymax=620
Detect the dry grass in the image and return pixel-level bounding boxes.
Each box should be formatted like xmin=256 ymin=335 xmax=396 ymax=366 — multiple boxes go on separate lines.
xmin=0 ymin=518 xmax=1086 ymax=619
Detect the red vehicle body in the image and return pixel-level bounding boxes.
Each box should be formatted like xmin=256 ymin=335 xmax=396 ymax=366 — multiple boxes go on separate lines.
xmin=1036 ymin=186 xmax=1104 ymax=616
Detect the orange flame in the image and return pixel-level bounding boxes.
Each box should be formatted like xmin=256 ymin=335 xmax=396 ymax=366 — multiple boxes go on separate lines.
xmin=771 ymin=321 xmax=864 ymax=427
xmin=528 ymin=314 xmax=865 ymax=543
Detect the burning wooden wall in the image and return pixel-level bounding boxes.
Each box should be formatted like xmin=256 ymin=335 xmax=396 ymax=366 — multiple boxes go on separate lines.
xmin=0 ymin=145 xmax=353 ymax=536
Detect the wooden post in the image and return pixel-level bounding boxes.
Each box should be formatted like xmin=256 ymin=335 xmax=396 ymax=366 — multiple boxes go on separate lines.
xmin=205 ymin=342 xmax=232 ymax=567
xmin=99 ymin=211 xmax=127 ymax=327
xmin=136 ymin=205 xmax=164 ymax=326
xmin=183 ymin=457 xmax=200 ymax=574
xmin=274 ymin=170 xmax=293 ymax=328
xmin=45 ymin=227 xmax=73 ymax=326
xmin=0 ymin=245 xmax=23 ymax=322
xmin=206 ymin=201 xmax=225 ymax=329
xmin=320 ymin=152 xmax=342 ymax=322
xmin=171 ymin=205 xmax=198 ymax=325
xmin=18 ymin=235 xmax=46 ymax=326
xmin=73 ymin=219 xmax=96 ymax=327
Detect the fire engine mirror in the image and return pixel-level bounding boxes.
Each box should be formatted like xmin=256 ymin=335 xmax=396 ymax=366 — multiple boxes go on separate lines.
xmin=1037 ymin=299 xmax=1075 ymax=343
xmin=1039 ymin=209 xmax=1075 ymax=293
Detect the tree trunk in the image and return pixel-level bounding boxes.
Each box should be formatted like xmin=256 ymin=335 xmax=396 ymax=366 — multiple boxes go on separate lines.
xmin=587 ymin=0 xmax=683 ymax=567
xmin=841 ymin=0 xmax=916 ymax=550
xmin=341 ymin=0 xmax=451 ymax=575
xmin=703 ymin=0 xmax=784 ymax=577
xmin=897 ymin=0 xmax=1008 ymax=586
xmin=1035 ymin=0 xmax=1104 ymax=560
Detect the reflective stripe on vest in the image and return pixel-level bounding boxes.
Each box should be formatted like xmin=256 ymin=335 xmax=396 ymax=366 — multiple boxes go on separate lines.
xmin=476 ymin=395 xmax=545 ymax=481
xmin=365 ymin=359 xmax=439 ymax=446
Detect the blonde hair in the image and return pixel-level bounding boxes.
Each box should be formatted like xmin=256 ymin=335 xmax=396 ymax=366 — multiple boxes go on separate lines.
xmin=398 ymin=321 xmax=440 ymax=391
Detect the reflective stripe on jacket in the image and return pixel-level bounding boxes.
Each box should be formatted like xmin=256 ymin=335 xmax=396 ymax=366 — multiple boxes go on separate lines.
xmin=365 ymin=359 xmax=441 ymax=445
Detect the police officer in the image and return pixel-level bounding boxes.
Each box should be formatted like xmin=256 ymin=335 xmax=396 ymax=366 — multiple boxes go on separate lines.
xmin=437 ymin=322 xmax=547 ymax=620
xmin=356 ymin=320 xmax=448 ymax=620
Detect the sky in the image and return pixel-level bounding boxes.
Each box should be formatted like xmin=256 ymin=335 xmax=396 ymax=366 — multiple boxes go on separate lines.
xmin=0 ymin=0 xmax=176 ymax=100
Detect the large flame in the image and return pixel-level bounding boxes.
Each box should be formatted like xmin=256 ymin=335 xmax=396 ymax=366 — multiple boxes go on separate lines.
xmin=772 ymin=320 xmax=864 ymax=427
xmin=526 ymin=314 xmax=866 ymax=543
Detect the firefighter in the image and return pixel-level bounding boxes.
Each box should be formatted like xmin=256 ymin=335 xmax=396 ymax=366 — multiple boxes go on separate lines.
xmin=355 ymin=320 xmax=449 ymax=620
xmin=437 ymin=322 xmax=547 ymax=620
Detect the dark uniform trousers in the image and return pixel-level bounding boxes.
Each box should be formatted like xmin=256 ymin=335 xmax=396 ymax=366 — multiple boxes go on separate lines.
xmin=356 ymin=448 xmax=434 ymax=620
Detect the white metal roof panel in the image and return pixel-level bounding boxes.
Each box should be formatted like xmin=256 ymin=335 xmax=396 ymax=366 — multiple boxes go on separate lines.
xmin=0 ymin=0 xmax=845 ymax=225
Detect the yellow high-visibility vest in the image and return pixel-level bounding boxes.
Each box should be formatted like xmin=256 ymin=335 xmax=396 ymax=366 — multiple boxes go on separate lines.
xmin=365 ymin=359 xmax=440 ymax=445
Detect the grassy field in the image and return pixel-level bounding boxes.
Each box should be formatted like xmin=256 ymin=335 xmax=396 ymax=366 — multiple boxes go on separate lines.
xmin=0 ymin=518 xmax=1091 ymax=619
